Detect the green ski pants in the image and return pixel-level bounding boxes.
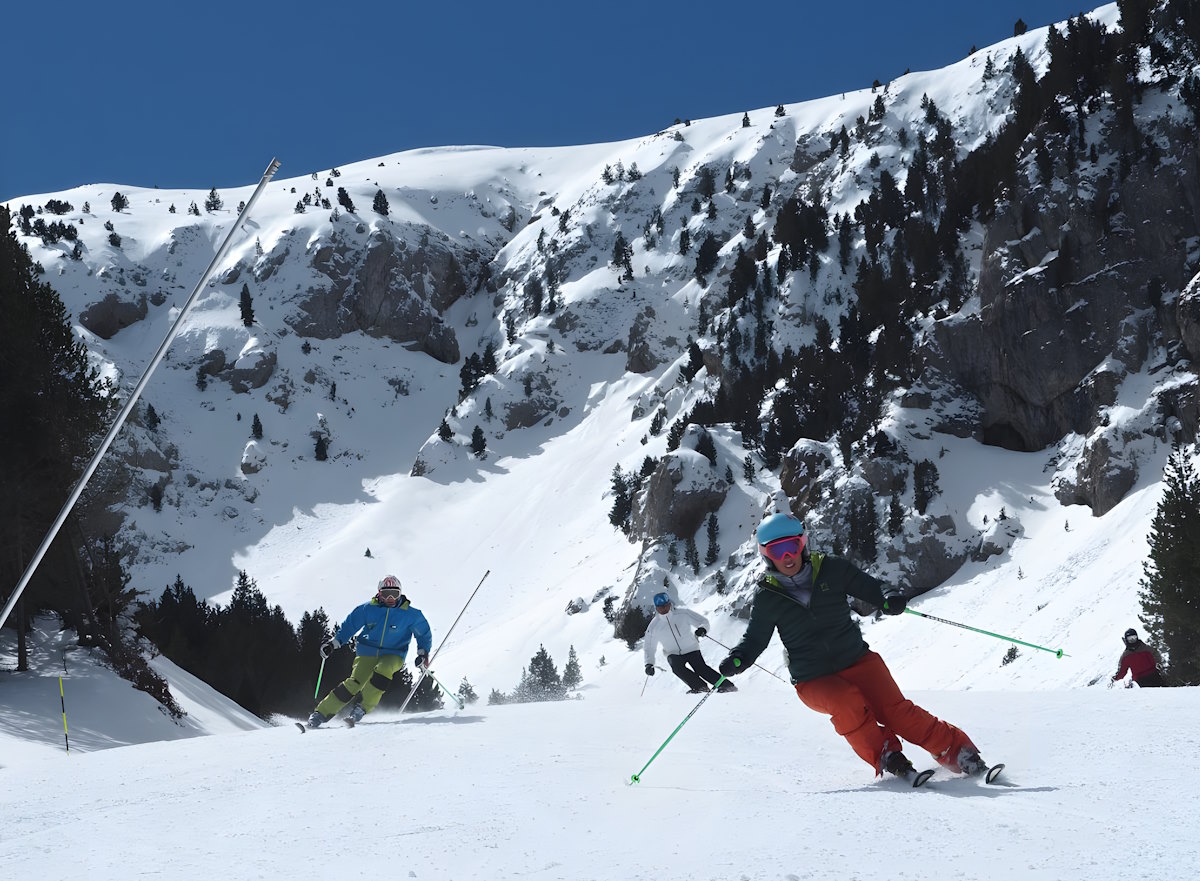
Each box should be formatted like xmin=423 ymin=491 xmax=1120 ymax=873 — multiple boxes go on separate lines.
xmin=315 ymin=654 xmax=403 ymax=718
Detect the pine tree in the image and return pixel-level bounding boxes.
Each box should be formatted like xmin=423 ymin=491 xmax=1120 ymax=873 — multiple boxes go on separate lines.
xmin=694 ymin=234 xmax=719 ymax=280
xmin=888 ymin=491 xmax=904 ymax=537
xmin=251 ymin=414 xmax=263 ymax=440
xmin=705 ymin=513 xmax=720 ymax=565
xmin=526 ymin=644 xmax=566 ymax=700
xmin=1139 ymin=448 xmax=1200 ymax=684
xmin=239 ymin=283 xmax=254 ymax=327
xmin=337 ymin=187 xmax=355 ymax=213
xmin=470 ymin=425 xmax=487 ymax=457
xmin=204 ymin=188 xmax=223 ymax=212
xmin=111 ymin=192 xmax=128 ymax=211
xmin=373 ymin=189 xmax=390 ymax=216
xmin=685 ymin=534 xmax=700 ymax=574
xmin=481 ymin=342 xmax=497 ymax=375
xmin=913 ymin=459 xmax=940 ymax=514
xmin=0 ymin=207 xmax=116 ymax=668
xmin=315 ymin=436 xmax=328 ymax=460
xmin=458 ymin=677 xmax=479 ymax=705
xmin=563 ymin=645 xmax=582 ymax=690
xmin=438 ymin=418 xmax=453 ymax=442
xmin=609 ymin=466 xmax=632 ymax=532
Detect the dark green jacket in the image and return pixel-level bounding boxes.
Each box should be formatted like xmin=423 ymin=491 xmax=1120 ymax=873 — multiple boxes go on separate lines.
xmin=729 ymin=553 xmax=897 ymax=683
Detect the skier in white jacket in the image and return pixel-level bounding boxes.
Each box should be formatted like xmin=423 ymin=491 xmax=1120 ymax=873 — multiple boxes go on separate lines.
xmin=643 ymin=592 xmax=736 ymax=693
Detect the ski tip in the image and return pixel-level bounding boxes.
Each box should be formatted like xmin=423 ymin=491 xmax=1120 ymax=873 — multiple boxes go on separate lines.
xmin=295 ymin=722 xmax=307 ymax=734
xmin=985 ymin=763 xmax=1005 ymax=784
xmin=912 ymin=768 xmax=936 ymax=788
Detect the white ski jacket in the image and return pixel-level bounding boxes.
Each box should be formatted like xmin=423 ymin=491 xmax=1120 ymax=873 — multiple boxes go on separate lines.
xmin=643 ymin=606 xmax=710 ymax=664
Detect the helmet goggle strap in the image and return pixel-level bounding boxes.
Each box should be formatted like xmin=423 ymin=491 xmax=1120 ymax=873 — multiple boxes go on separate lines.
xmin=761 ymin=534 xmax=807 ymax=564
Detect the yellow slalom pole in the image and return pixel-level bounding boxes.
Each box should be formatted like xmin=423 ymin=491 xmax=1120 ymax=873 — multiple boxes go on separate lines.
xmin=59 ymin=677 xmax=70 ymax=754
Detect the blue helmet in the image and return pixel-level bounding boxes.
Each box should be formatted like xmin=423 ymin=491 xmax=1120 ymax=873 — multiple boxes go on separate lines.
xmin=756 ymin=513 xmax=805 ymax=546
xmin=652 ymin=592 xmax=671 ymax=607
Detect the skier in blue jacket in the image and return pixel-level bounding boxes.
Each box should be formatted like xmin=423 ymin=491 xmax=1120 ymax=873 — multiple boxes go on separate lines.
xmin=307 ymin=576 xmax=433 ymax=728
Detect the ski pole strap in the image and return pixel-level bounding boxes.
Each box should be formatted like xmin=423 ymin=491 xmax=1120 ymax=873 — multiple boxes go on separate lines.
xmin=630 ymin=675 xmax=727 ymax=784
xmin=903 ymin=608 xmax=1066 ymax=658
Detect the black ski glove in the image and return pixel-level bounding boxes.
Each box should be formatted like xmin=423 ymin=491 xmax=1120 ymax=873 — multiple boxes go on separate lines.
xmin=882 ymin=595 xmax=907 ymax=615
xmin=719 ymin=656 xmax=743 ymax=677
xmin=414 ymin=650 xmax=430 ymax=670
xmin=320 ymin=638 xmax=339 ymax=659
xmin=645 ymin=664 xmax=655 ymax=676
xmin=695 ymin=627 xmax=707 ymax=638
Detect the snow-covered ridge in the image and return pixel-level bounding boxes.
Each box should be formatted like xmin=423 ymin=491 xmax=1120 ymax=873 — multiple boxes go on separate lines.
xmin=2 ymin=0 xmax=1187 ymax=716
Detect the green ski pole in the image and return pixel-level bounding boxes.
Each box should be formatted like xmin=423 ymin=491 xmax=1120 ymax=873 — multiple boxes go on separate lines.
xmin=314 ymin=657 xmax=327 ymax=699
xmin=904 ymin=608 xmax=1067 ymax=658
xmin=630 ymin=673 xmax=728 ymax=784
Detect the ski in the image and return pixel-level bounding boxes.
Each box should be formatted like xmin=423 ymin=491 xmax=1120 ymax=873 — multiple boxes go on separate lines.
xmin=901 ymin=762 xmax=1006 ymax=787
xmin=910 ymin=768 xmax=936 ymax=788
xmin=295 ymin=722 xmax=308 ymax=734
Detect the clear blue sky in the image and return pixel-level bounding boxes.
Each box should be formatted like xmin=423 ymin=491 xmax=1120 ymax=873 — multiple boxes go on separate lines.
xmin=2 ymin=0 xmax=1098 ymax=202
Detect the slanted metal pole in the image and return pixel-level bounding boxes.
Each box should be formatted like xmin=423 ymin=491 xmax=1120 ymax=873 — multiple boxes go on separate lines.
xmin=0 ymin=158 xmax=281 ymax=633
xmin=400 ymin=570 xmax=490 ymax=713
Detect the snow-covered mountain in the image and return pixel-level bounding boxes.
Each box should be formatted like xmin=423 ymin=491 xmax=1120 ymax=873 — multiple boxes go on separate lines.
xmin=5 ymin=5 xmax=1200 ymax=877
xmin=3 ymin=1 xmax=1198 ymax=718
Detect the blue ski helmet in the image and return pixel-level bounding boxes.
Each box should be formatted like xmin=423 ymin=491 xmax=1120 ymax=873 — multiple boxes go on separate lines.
xmin=756 ymin=513 xmax=805 ymax=546
xmin=652 ymin=592 xmax=671 ymax=607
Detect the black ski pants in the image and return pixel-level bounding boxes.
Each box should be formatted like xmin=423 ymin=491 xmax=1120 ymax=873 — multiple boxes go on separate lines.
xmin=668 ymin=650 xmax=721 ymax=691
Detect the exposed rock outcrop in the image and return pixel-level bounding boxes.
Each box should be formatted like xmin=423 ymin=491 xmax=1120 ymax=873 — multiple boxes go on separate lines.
xmin=79 ymin=292 xmax=148 ymax=339
xmin=288 ymin=227 xmax=488 ymax=364
xmin=633 ymin=439 xmax=729 ymax=541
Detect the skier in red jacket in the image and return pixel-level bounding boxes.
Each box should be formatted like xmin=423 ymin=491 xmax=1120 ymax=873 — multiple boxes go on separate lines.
xmin=1111 ymin=628 xmax=1164 ymax=687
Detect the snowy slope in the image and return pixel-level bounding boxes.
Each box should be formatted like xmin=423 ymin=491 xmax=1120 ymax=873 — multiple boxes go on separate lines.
xmin=2 ymin=675 xmax=1196 ymax=881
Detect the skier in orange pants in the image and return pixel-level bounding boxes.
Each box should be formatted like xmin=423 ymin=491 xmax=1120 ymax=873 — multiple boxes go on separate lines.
xmin=719 ymin=513 xmax=987 ymax=779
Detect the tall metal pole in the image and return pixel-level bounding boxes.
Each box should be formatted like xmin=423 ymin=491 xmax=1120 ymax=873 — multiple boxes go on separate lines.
xmin=0 ymin=158 xmax=281 ymax=633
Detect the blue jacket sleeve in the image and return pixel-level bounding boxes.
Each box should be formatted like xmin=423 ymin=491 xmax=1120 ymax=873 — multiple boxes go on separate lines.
xmin=335 ymin=603 xmax=367 ymax=645
xmin=413 ymin=612 xmax=433 ymax=654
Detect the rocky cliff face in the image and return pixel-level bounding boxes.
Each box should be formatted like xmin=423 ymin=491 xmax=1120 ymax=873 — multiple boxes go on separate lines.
xmin=285 ymin=225 xmax=491 ymax=364
xmin=935 ymin=121 xmax=1198 ymax=456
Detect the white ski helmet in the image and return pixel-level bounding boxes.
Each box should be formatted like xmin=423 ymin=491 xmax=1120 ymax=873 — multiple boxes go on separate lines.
xmin=376 ymin=575 xmax=402 ymax=604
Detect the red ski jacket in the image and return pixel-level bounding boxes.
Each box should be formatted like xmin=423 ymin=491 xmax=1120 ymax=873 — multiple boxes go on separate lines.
xmin=1114 ymin=642 xmax=1160 ymax=683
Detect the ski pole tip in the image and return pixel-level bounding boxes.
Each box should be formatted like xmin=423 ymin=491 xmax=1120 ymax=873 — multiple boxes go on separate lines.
xmin=1056 ymin=648 xmax=1064 ymax=658
xmin=630 ymin=774 xmax=640 ymax=785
